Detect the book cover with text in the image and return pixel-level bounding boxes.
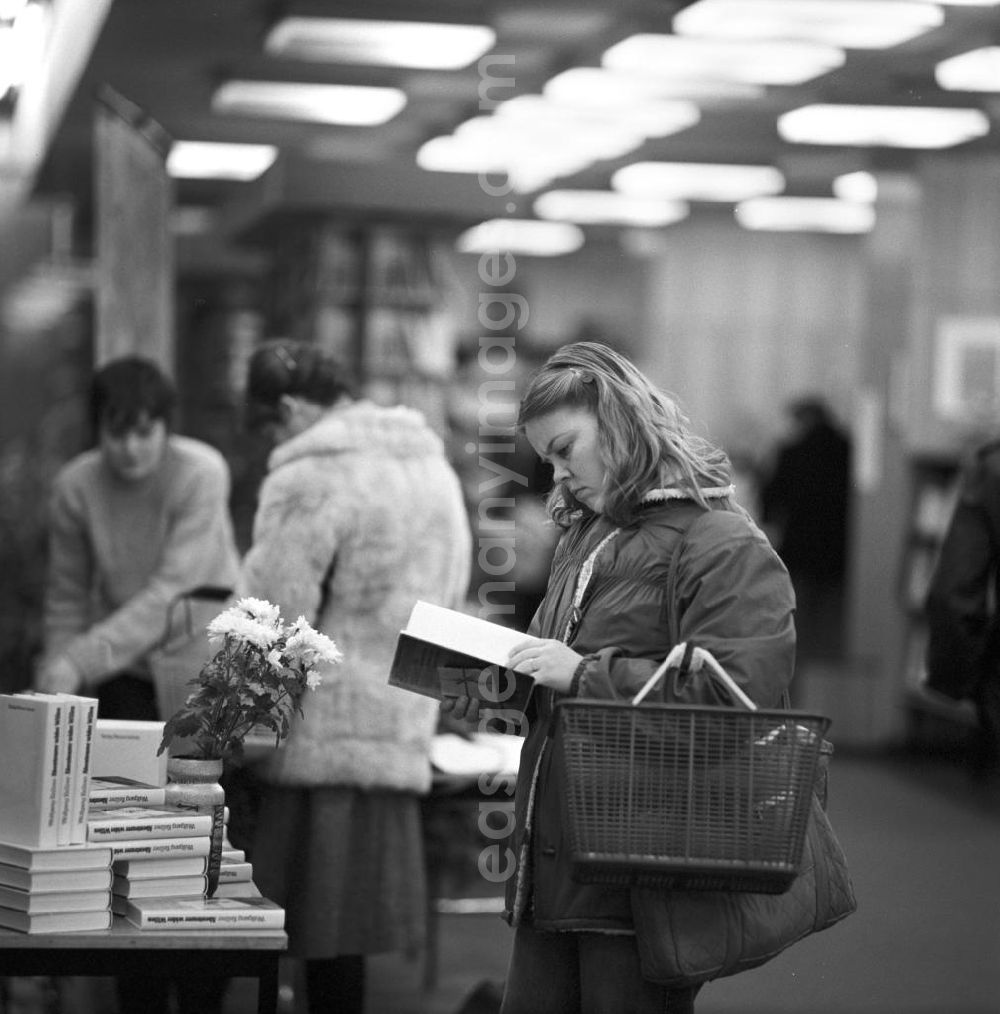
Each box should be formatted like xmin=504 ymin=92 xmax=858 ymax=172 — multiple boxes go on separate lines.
xmin=122 ymin=894 xmax=285 ymax=930
xmin=87 ymin=806 xmax=213 ymax=842
xmin=108 ymin=835 xmax=211 ymax=861
xmin=88 ymin=777 xmax=168 ymax=810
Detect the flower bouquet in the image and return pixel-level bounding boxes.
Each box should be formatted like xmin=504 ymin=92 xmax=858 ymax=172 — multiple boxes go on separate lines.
xmin=158 ymin=597 xmax=342 ymax=761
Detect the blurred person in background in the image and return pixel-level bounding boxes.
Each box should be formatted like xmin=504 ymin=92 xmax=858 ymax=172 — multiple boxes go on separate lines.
xmin=761 ymin=395 xmax=852 ymax=664
xmin=34 ymin=354 xmax=239 ymax=1014
xmin=239 ymin=339 xmax=471 ymax=1014
xmin=925 ymin=438 xmax=1000 ymax=783
xmin=35 ymin=355 xmax=239 ymax=713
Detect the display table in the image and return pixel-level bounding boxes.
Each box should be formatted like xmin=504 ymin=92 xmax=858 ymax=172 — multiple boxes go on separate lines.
xmin=0 ymin=919 xmax=287 ymax=1014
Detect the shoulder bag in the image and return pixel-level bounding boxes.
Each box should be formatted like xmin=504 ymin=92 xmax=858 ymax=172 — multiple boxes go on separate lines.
xmin=629 ymin=511 xmax=857 ymax=987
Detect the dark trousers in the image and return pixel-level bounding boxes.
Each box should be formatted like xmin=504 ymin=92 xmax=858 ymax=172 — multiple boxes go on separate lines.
xmin=305 ymin=955 xmax=366 ymax=1014
xmin=500 ymin=924 xmax=701 ymax=1014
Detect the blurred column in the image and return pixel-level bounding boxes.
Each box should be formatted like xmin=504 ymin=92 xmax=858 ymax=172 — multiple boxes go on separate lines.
xmin=93 ymin=86 xmax=173 ymax=369
xmin=841 ymin=172 xmax=923 ymax=747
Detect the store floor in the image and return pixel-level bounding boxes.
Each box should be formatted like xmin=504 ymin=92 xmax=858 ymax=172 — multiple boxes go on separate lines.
xmin=217 ymin=750 xmax=1000 ymax=1014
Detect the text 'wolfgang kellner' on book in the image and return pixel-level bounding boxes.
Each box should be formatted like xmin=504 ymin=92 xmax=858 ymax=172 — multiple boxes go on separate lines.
xmin=0 ymin=692 xmax=100 ymax=850
xmin=388 ymin=601 xmax=541 ymax=716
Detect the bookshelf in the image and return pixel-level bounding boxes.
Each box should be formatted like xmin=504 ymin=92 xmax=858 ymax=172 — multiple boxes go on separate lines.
xmin=268 ymin=222 xmax=455 ymax=435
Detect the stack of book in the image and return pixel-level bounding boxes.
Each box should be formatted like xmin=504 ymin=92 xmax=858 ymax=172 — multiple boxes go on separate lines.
xmin=87 ymin=785 xmax=216 ymax=902
xmin=110 ymin=854 xmax=209 ymax=915
xmin=0 ymin=698 xmax=283 ymax=934
xmin=0 ymin=692 xmax=117 ymax=933
xmin=0 ymin=841 xmax=114 ymax=933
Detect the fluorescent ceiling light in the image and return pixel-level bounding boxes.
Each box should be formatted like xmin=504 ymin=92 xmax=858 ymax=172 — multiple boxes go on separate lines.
xmin=778 ymin=103 xmax=990 ymax=148
xmin=166 ymin=141 xmax=278 ymax=181
xmin=494 ymin=94 xmax=699 ymax=143
xmin=833 ymin=171 xmax=877 ymax=202
xmin=613 ymin=161 xmax=785 ymax=202
xmin=673 ymin=0 xmax=944 ymax=50
xmin=603 ymin=34 xmax=844 ymax=86
xmin=212 ymin=80 xmax=406 ymax=126
xmin=545 ymin=67 xmax=764 ymax=105
xmin=456 ymin=219 xmax=585 ymax=256
xmin=416 ymin=135 xmax=507 ymax=174
xmin=534 ymin=190 xmax=689 ymax=227
xmin=936 ymin=47 xmax=1000 ymax=91
xmin=265 ymin=17 xmax=495 ymax=70
xmin=417 ymin=134 xmax=586 ymax=194
xmin=735 ymin=196 xmax=875 ymax=233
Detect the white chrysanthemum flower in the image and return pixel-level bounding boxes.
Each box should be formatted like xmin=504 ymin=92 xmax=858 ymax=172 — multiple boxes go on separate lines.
xmin=284 ymin=622 xmax=342 ymax=668
xmin=305 ymin=669 xmax=323 ymax=690
xmin=207 ymin=612 xmax=278 ymax=651
xmin=266 ymin=648 xmax=285 ymax=669
xmin=236 ymin=597 xmax=282 ymax=629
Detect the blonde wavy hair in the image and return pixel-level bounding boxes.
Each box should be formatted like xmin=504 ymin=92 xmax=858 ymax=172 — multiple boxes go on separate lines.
xmin=517 ymin=342 xmax=733 ymax=527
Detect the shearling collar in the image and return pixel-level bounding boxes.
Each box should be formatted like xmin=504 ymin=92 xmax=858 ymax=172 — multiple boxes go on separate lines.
xmin=269 ymin=399 xmax=444 ymax=470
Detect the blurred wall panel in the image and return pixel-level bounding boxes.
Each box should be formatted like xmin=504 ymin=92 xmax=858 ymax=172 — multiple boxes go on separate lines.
xmin=638 ymin=211 xmax=865 ymax=449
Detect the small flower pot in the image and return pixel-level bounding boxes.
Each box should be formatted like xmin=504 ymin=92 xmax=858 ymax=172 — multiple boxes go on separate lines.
xmin=165 ymin=755 xmax=226 ymax=897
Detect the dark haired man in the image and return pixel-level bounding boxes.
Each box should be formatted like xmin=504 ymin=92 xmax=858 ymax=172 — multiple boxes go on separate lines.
xmin=35 ymin=356 xmax=239 ymax=715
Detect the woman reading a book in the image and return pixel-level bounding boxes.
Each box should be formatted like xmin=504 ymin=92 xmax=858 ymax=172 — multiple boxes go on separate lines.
xmin=444 ymin=341 xmax=798 ymax=1014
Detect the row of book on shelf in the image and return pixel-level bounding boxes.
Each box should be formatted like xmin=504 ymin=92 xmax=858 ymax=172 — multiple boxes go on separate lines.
xmin=0 ymin=693 xmax=282 ymax=934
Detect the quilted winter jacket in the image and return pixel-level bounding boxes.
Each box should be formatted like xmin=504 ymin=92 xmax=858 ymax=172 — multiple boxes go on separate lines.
xmin=239 ymin=400 xmax=472 ymax=793
xmin=503 ymin=497 xmax=800 ymax=958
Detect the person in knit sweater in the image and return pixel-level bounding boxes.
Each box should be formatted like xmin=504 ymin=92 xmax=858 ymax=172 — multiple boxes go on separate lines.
xmin=239 ymin=339 xmax=472 ymax=1014
xmin=35 ymin=356 xmax=240 ymax=718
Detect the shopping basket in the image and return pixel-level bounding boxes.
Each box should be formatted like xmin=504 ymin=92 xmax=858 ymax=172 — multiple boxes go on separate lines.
xmin=556 ymin=644 xmax=830 ymax=894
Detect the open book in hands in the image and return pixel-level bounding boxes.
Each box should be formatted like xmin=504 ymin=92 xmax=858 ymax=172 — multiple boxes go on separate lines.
xmin=388 ymin=602 xmax=541 ymax=718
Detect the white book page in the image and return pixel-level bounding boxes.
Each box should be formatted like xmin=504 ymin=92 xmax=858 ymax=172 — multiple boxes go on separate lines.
xmin=404 ymin=601 xmax=542 ymax=670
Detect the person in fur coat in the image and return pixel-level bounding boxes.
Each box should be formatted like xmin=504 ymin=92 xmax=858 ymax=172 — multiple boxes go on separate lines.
xmin=239 ymin=339 xmax=472 ymax=1014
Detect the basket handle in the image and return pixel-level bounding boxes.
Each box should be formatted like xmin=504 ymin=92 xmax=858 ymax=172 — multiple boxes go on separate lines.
xmin=631 ymin=642 xmax=758 ymax=711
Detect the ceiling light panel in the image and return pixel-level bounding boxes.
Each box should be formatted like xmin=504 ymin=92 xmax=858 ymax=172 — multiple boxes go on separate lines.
xmin=603 ymin=34 xmax=845 ymax=86
xmin=613 ymin=161 xmax=785 ymax=202
xmin=265 ymin=17 xmax=495 ymax=70
xmin=833 ymin=171 xmax=878 ymax=202
xmin=778 ymin=103 xmax=990 ymax=148
xmin=936 ymin=47 xmax=1000 ymax=91
xmin=212 ymin=81 xmax=406 ymax=126
xmin=494 ymin=94 xmax=700 ymax=143
xmin=533 ymin=190 xmax=690 ymax=227
xmin=544 ymin=67 xmax=765 ymax=105
xmin=673 ymin=0 xmax=945 ymax=50
xmin=455 ymin=219 xmax=585 ymax=256
xmin=166 ymin=141 xmax=278 ymax=181
xmin=735 ymin=196 xmax=875 ymax=233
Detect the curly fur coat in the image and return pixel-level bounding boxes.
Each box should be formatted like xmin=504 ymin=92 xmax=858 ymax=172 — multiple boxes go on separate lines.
xmin=240 ymin=400 xmax=472 ymax=793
